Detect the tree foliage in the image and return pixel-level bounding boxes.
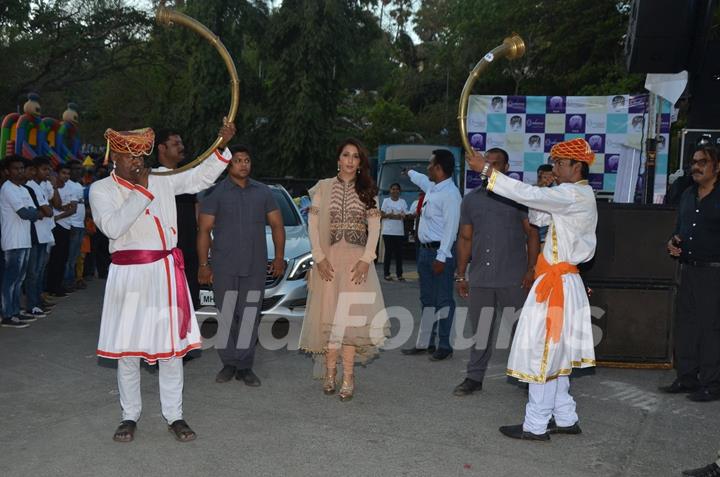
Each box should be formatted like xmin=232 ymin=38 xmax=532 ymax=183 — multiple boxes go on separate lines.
xmin=0 ymin=0 xmax=656 ymax=176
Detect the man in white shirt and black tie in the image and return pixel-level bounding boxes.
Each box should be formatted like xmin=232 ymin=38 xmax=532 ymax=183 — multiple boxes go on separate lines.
xmin=401 ymin=149 xmax=461 ymax=360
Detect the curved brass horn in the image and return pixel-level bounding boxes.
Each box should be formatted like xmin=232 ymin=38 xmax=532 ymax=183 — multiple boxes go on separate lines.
xmin=150 ymin=5 xmax=240 ymax=176
xmin=457 ymin=35 xmax=525 ymax=156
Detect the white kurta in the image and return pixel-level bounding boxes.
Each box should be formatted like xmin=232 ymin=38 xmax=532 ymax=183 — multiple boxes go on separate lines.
xmin=487 ymin=171 xmax=597 ymax=383
xmin=89 ymin=149 xmax=231 ymax=364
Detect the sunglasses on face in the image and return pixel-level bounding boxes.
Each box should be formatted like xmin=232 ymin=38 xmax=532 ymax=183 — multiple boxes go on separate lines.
xmin=690 ymin=158 xmax=711 ymax=168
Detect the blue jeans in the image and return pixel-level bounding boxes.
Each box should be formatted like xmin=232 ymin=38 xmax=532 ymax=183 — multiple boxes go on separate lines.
xmin=25 ymin=243 xmax=49 ymax=310
xmin=2 ymin=248 xmax=30 ymax=318
xmin=417 ymin=246 xmax=456 ymax=351
xmin=64 ymin=227 xmax=85 ymax=287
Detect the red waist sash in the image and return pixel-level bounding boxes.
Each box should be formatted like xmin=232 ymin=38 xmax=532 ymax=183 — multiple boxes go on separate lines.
xmin=111 ymin=248 xmax=192 ymax=339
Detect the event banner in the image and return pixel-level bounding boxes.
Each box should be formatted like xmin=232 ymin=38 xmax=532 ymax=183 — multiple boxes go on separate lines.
xmin=465 ymin=94 xmax=671 ymax=200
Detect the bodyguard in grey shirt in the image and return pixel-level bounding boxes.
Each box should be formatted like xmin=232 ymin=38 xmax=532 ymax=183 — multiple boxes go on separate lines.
xmin=453 ymin=148 xmax=540 ymax=396
xmin=197 ymin=145 xmax=286 ymax=387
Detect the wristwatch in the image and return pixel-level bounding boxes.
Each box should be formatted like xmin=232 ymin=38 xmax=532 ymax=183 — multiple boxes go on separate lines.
xmin=454 ymin=275 xmax=467 ymax=283
xmin=480 ymin=162 xmax=491 ymax=178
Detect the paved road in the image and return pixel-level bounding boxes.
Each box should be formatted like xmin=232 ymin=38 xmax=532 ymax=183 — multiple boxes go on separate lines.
xmin=1 ymin=269 xmax=717 ymax=477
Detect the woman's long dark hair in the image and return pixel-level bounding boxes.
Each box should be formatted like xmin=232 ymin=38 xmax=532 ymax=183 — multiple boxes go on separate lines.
xmin=337 ymin=138 xmax=377 ymax=209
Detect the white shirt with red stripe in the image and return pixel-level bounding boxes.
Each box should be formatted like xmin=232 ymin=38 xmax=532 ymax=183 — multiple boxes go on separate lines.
xmin=486 ymin=170 xmax=598 ymax=384
xmin=89 ymin=148 xmax=231 ymax=363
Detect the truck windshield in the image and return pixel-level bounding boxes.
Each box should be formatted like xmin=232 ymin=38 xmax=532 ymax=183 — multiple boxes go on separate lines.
xmin=378 ymin=162 xmax=428 ymax=193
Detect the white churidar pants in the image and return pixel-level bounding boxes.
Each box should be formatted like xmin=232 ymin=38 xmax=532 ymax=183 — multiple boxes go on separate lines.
xmin=523 ymin=375 xmax=578 ymax=435
xmin=117 ymin=357 xmax=184 ymax=424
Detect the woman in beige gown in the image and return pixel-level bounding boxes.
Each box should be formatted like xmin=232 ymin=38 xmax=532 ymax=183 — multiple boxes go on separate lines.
xmin=299 ymin=138 xmax=389 ymax=401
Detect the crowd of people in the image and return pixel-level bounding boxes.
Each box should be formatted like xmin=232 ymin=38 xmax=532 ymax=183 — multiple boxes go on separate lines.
xmin=0 ymin=154 xmax=110 ymax=329
xmin=5 ymin=120 xmax=718 ymax=475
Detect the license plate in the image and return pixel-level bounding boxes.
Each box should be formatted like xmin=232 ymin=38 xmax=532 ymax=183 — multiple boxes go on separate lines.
xmin=199 ymin=289 xmax=215 ymax=306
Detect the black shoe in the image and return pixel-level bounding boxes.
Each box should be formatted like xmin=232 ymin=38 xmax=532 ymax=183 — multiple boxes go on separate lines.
xmin=401 ymin=347 xmax=429 ymax=355
xmin=397 ymin=276 xmax=406 ymax=282
xmin=0 ymin=317 xmax=30 ymax=328
xmin=429 ymin=349 xmax=453 ymax=361
xmin=658 ymin=379 xmax=700 ymax=394
xmin=547 ymin=418 xmax=582 ymax=435
xmin=383 ymin=275 xmax=394 ymax=281
xmin=236 ymin=369 xmax=261 ymax=387
xmin=49 ymin=292 xmax=68 ymax=298
xmin=687 ymin=388 xmax=720 ymax=402
xmin=215 ymin=365 xmax=236 ymax=383
xmin=499 ymin=424 xmax=550 ymax=441
xmin=683 ymin=463 xmax=720 ymax=477
xmin=16 ymin=313 xmax=37 ymax=323
xmin=453 ymin=378 xmax=483 ymax=396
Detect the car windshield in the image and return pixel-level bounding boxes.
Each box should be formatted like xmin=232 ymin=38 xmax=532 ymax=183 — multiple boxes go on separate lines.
xmin=272 ymin=188 xmax=302 ymax=226
xmin=378 ymin=162 xmax=428 ymax=193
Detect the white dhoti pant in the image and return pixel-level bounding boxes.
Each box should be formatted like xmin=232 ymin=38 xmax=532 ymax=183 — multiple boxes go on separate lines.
xmin=117 ymin=357 xmax=184 ymax=424
xmin=523 ymin=375 xmax=578 ymax=435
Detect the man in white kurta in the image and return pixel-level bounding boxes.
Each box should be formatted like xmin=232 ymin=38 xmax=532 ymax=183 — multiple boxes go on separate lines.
xmin=467 ymin=138 xmax=598 ymax=441
xmin=90 ymin=124 xmax=234 ymax=442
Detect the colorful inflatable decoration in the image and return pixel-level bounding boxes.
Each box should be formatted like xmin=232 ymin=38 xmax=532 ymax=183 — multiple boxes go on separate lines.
xmin=37 ymin=117 xmax=63 ymax=166
xmin=14 ymin=93 xmax=43 ymax=159
xmin=0 ymin=112 xmax=20 ymax=161
xmin=0 ymin=93 xmax=44 ymax=161
xmin=1 ymin=96 xmax=82 ymax=165
xmin=55 ymin=103 xmax=81 ymax=163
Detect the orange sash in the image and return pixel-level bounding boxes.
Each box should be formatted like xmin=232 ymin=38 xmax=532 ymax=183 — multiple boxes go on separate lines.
xmin=534 ymin=254 xmax=579 ymax=343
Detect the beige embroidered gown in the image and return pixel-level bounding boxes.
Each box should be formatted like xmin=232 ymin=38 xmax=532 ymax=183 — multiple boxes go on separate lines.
xmin=299 ymin=176 xmax=389 ymax=363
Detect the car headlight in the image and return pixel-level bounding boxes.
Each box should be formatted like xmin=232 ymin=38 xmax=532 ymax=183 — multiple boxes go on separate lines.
xmin=288 ymin=253 xmax=314 ymax=280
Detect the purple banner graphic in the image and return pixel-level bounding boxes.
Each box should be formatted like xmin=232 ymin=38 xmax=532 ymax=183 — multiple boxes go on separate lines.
xmin=507 ymin=96 xmax=527 ymax=113
xmin=546 ymin=96 xmax=566 ymax=113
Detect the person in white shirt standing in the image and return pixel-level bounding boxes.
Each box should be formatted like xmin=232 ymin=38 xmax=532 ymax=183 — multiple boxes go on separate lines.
xmin=46 ymin=163 xmax=78 ymax=297
xmin=22 ymin=156 xmax=59 ymax=318
xmin=401 ymin=150 xmax=461 ymax=361
xmin=90 ymin=122 xmax=235 ymax=443
xmin=466 ymin=138 xmax=597 ymax=441
xmin=63 ymin=160 xmax=86 ymax=291
xmin=0 ymin=156 xmax=40 ymax=328
xmin=380 ymin=182 xmax=408 ymax=281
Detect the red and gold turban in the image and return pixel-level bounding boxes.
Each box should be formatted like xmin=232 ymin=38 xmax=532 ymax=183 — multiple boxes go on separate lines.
xmin=549 ymin=138 xmax=595 ymax=166
xmin=103 ymin=127 xmax=155 ymax=165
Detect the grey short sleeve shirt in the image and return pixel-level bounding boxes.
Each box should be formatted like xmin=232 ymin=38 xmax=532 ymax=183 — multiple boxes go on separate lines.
xmin=199 ymin=178 xmax=279 ymax=277
xmin=460 ymin=187 xmax=528 ymax=288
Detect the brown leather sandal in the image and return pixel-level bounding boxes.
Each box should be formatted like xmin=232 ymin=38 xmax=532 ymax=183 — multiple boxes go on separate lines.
xmin=168 ymin=419 xmax=197 ymax=442
xmin=112 ymin=420 xmax=136 ymax=443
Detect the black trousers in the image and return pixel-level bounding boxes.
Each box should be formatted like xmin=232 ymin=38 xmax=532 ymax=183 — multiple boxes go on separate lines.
xmin=46 ymin=226 xmax=70 ymax=293
xmin=92 ymin=232 xmax=110 ymax=279
xmin=465 ymin=286 xmax=528 ymax=382
xmin=383 ymin=234 xmax=405 ymax=278
xmin=675 ymin=265 xmax=720 ymax=391
xmin=213 ymin=272 xmax=265 ymax=370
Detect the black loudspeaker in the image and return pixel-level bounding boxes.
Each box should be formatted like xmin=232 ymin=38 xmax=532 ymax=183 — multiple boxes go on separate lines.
xmin=688 ymin=39 xmax=720 ymax=129
xmin=581 ymin=203 xmax=679 ymax=283
xmin=624 ymin=0 xmax=698 ymax=73
xmin=590 ymin=283 xmax=674 ymax=363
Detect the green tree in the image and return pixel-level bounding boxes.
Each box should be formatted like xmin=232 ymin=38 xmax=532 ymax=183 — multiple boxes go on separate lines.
xmin=262 ymin=0 xmax=365 ymax=177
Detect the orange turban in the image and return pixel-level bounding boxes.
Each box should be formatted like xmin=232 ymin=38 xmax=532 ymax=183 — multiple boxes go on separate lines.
xmin=103 ymin=127 xmax=155 ymax=165
xmin=549 ymin=138 xmax=595 ymax=166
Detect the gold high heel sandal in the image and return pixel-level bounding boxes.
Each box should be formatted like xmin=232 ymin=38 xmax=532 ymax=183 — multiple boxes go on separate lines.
xmin=323 ymin=368 xmax=337 ymax=395
xmin=338 ymin=375 xmax=354 ymax=402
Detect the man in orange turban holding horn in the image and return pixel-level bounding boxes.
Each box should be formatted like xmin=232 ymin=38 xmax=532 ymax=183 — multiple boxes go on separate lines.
xmin=90 ymin=120 xmax=235 ymax=443
xmin=466 ymin=138 xmax=598 ymax=441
